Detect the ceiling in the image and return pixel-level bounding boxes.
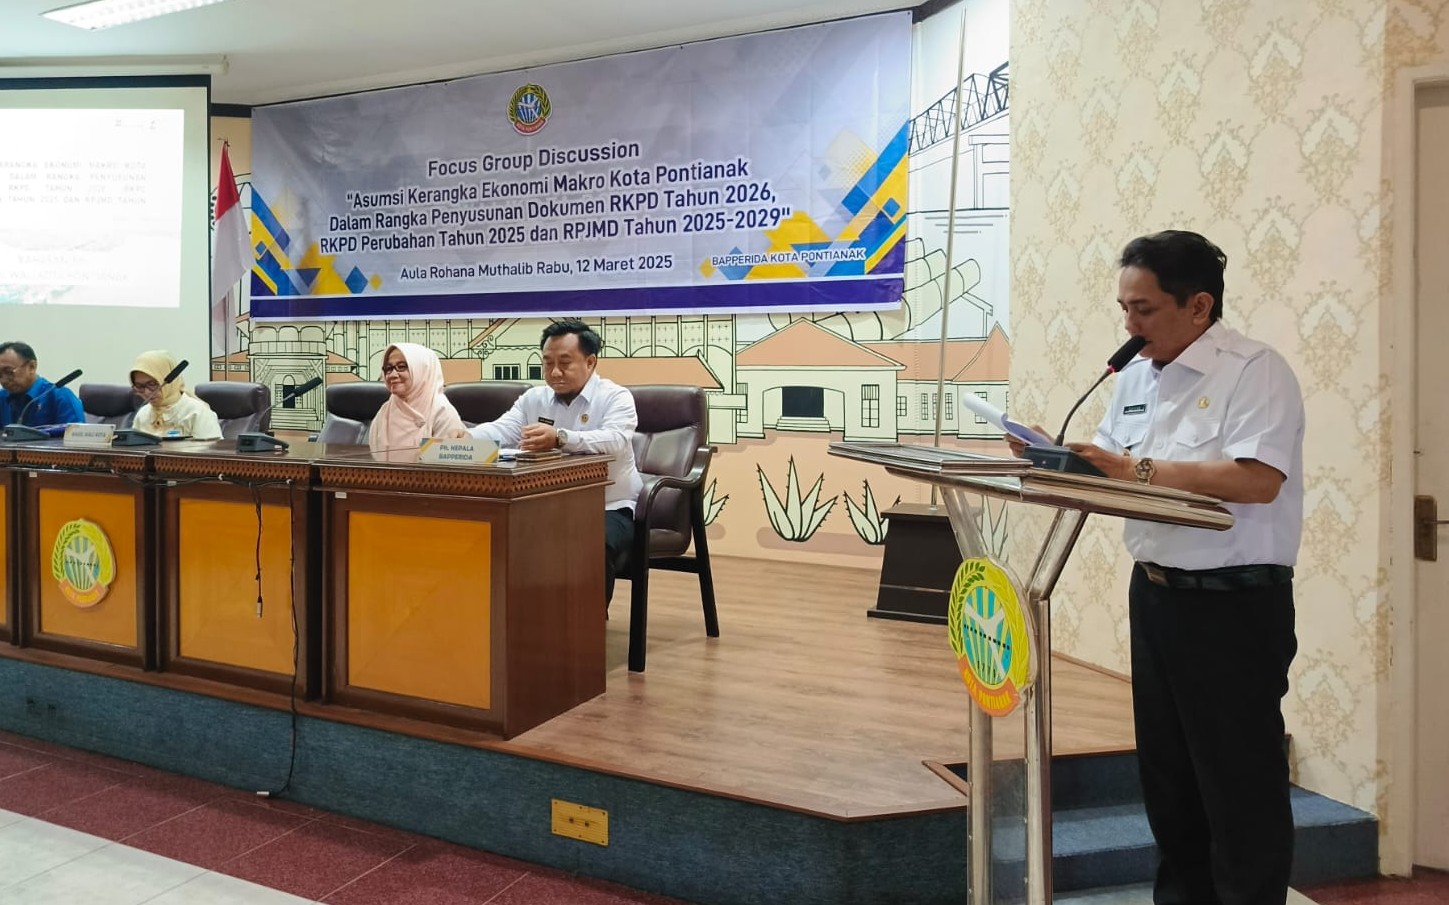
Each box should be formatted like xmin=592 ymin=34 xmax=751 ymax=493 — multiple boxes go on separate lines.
xmin=0 ymin=0 xmax=921 ymax=106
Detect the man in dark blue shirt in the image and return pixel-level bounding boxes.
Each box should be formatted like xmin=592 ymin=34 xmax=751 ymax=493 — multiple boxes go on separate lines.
xmin=0 ymin=341 xmax=84 ymax=427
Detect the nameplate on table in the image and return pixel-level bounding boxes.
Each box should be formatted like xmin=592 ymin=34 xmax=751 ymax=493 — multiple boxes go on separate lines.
xmin=418 ymin=437 xmax=499 ymax=465
xmin=62 ymin=424 xmax=116 ymax=448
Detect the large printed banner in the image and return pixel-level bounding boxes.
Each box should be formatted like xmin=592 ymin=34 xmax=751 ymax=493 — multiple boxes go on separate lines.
xmin=249 ymin=13 xmax=911 ymax=320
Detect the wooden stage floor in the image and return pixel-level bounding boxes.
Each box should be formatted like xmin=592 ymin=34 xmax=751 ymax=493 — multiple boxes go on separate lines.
xmin=497 ymin=556 xmax=1137 ymax=820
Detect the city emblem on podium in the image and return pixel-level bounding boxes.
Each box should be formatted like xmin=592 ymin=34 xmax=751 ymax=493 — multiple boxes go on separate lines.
xmin=51 ymin=519 xmax=117 ymax=608
xmin=508 ymin=83 xmax=551 ymax=135
xmin=947 ymin=557 xmax=1036 ymax=717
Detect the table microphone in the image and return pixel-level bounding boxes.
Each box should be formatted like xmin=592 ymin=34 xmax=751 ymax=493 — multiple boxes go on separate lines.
xmin=237 ymin=376 xmax=324 ymax=452
xmin=113 ymin=359 xmax=190 ymax=447
xmin=1022 ymin=335 xmax=1147 ymax=477
xmin=1 ymin=368 xmax=83 ymax=442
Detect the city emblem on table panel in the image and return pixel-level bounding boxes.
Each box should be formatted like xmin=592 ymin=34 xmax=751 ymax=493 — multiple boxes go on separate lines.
xmin=947 ymin=557 xmax=1036 ymax=718
xmin=51 ymin=518 xmax=116 ymax=607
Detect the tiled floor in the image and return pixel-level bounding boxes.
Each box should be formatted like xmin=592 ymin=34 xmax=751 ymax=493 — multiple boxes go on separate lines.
xmin=2 ymin=728 xmax=1445 ymax=904
xmin=0 ymin=729 xmax=687 ymax=904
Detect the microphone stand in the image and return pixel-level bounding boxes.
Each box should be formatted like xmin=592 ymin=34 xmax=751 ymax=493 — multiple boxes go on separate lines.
xmin=0 ymin=422 xmax=52 ymax=443
xmin=1020 ymin=371 xmax=1112 ymax=477
xmin=1 ymin=369 xmax=84 ymax=442
xmin=114 ymin=361 xmax=192 ymax=447
xmin=1020 ymin=336 xmax=1146 ymax=477
xmin=236 ymin=377 xmax=324 ymax=453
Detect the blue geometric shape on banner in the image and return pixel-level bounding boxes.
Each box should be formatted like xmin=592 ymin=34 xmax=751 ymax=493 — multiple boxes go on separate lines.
xmin=250 ymin=191 xmax=291 ymax=253
xmin=344 ymin=267 xmax=369 ymax=294
xmin=254 ymin=248 xmax=299 ymax=297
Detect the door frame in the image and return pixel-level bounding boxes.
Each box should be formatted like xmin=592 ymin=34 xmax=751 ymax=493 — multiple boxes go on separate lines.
xmin=1386 ymin=64 xmax=1449 ymax=877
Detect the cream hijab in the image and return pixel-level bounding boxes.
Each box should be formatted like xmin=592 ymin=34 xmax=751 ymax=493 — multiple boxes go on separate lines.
xmin=130 ymin=350 xmax=192 ymax=433
xmin=369 ymin=343 xmax=461 ymax=451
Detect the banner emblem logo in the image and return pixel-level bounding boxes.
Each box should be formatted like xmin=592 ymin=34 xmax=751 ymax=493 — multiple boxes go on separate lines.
xmin=51 ymin=519 xmax=117 ymax=608
xmin=508 ymin=83 xmax=551 ymax=135
xmin=947 ymin=557 xmax=1036 ymax=717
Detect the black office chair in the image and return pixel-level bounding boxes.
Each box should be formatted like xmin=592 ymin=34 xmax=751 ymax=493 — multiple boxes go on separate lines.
xmin=192 ymin=382 xmax=270 ymax=439
xmin=316 ymin=383 xmax=391 ymax=444
xmin=442 ymin=381 xmax=531 ymax=427
xmin=79 ymin=383 xmax=140 ymax=428
xmin=620 ymin=385 xmax=719 ymax=673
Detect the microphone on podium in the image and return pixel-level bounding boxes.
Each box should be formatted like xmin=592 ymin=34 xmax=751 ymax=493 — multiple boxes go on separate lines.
xmin=1021 ymin=335 xmax=1147 ymax=477
xmin=1 ymin=369 xmax=83 ymax=442
xmin=113 ymin=359 xmax=191 ymax=447
xmin=237 ymin=376 xmax=324 ymax=453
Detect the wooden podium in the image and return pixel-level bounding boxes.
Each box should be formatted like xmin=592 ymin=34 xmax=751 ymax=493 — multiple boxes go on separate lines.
xmin=870 ymin=502 xmax=961 ymax=624
xmin=829 ymin=442 xmax=1232 ymax=905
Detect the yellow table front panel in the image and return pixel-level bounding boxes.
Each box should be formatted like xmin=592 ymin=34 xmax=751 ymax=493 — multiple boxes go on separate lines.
xmin=177 ymin=498 xmax=296 ymax=674
xmin=37 ymin=487 xmax=138 ymax=648
xmin=346 ymin=511 xmax=492 ymax=709
xmin=0 ymin=482 xmax=8 ymax=632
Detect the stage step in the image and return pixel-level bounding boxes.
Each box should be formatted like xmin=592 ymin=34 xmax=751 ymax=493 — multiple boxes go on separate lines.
xmin=1052 ymin=787 xmax=1378 ymax=892
xmin=947 ymin=753 xmax=1378 ymax=896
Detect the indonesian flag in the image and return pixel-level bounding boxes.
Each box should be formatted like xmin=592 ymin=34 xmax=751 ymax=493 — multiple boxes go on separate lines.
xmin=211 ymin=144 xmax=249 ymax=309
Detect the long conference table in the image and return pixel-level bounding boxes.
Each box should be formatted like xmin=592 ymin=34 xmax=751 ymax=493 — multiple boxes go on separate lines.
xmin=0 ymin=439 xmax=611 ymax=738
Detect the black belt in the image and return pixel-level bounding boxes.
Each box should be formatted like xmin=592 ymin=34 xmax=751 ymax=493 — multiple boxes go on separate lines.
xmin=1137 ymin=561 xmax=1293 ymax=592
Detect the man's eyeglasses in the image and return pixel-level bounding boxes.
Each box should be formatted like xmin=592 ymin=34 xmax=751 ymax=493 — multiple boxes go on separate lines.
xmin=0 ymin=366 xmax=27 ymax=380
xmin=381 ymin=363 xmax=410 ymax=375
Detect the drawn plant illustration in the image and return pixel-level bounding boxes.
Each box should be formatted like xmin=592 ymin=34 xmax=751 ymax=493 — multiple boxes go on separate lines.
xmin=757 ymin=457 xmax=836 ymax=542
xmin=843 ymin=481 xmax=900 ymax=545
xmin=979 ymin=498 xmax=1009 ymax=558
xmin=702 ymin=478 xmax=729 ymax=525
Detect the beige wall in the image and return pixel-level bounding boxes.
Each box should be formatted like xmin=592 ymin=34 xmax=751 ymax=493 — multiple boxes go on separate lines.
xmin=1010 ymin=0 xmax=1449 ymax=866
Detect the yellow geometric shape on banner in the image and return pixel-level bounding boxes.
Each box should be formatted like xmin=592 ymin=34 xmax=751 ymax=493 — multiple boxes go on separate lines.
xmin=947 ymin=557 xmax=1036 ymax=717
xmin=51 ymin=518 xmax=117 ymax=608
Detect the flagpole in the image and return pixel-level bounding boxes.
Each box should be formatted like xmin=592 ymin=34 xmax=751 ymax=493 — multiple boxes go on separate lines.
xmin=218 ymin=139 xmax=230 ymax=382
xmin=930 ymin=6 xmax=970 ymax=509
xmin=213 ymin=139 xmax=248 ymax=384
xmin=223 ymin=286 xmax=233 ymax=382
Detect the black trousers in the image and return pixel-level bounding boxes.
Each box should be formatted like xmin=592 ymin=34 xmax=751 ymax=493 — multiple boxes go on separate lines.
xmin=1129 ymin=565 xmax=1297 ymax=905
xmin=604 ymin=508 xmax=635 ymax=604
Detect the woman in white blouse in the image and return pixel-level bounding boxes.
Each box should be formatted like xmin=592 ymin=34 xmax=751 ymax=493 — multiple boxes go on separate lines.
xmin=129 ymin=350 xmax=223 ymax=440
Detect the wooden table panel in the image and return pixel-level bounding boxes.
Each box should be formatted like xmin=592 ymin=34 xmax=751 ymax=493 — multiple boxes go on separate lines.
xmin=35 ymin=485 xmax=141 ymax=651
xmin=176 ymin=496 xmax=296 ymax=674
xmin=346 ymin=510 xmax=493 ymax=709
xmin=0 ymin=477 xmax=9 ymax=641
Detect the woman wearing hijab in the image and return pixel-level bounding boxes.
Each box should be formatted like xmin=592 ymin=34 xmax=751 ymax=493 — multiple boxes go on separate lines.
xmin=130 ymin=350 xmax=223 ymax=440
xmin=368 ymin=342 xmax=465 ymax=452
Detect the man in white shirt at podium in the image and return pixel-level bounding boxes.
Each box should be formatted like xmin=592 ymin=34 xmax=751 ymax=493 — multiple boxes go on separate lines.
xmin=1066 ymin=231 xmax=1306 ymax=905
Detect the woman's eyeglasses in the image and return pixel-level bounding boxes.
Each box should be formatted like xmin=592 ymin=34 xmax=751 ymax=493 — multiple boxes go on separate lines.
xmin=381 ymin=363 xmax=410 ymax=375
xmin=132 ymin=381 xmax=161 ymax=394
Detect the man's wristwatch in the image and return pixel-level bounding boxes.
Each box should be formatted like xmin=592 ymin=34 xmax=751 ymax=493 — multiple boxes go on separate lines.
xmin=555 ymin=428 xmax=568 ymax=449
xmin=1133 ymin=456 xmax=1155 ymax=484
